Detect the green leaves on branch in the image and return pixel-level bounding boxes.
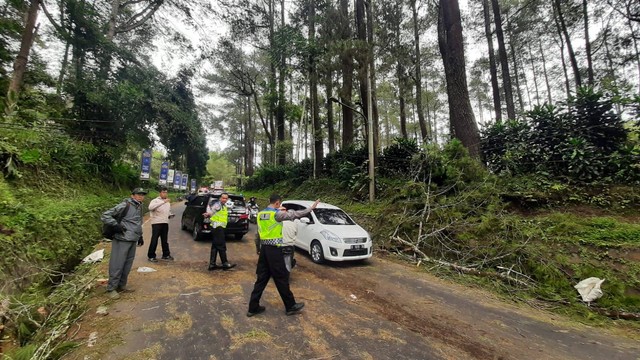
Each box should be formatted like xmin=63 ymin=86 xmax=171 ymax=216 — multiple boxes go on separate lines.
xmin=481 ymin=88 xmax=639 ymax=184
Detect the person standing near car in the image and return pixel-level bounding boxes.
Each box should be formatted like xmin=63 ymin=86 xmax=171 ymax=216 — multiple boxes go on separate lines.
xmin=247 ymin=194 xmax=320 ymax=317
xmin=281 ymin=209 xmax=299 ymax=272
xmin=147 ymin=187 xmax=174 ymax=262
xmin=101 ymin=188 xmax=146 ymax=300
xmin=203 ymin=192 xmax=236 ymax=271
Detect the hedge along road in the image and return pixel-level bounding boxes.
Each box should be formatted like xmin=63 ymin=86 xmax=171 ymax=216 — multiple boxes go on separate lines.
xmin=67 ymin=202 xmax=640 ymax=360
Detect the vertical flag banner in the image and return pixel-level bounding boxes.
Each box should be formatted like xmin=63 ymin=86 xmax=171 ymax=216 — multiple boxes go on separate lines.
xmin=140 ymin=149 xmax=152 ymax=180
xmin=191 ymin=179 xmax=196 ymax=192
xmin=174 ymin=171 xmax=182 ymax=190
xmin=167 ymin=169 xmax=175 ymax=184
xmin=181 ymin=174 xmax=188 ymax=190
xmin=159 ymin=162 xmax=169 ymax=185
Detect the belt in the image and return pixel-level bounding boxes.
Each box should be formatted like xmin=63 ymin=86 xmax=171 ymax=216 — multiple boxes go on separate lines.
xmin=260 ymin=238 xmax=284 ymax=246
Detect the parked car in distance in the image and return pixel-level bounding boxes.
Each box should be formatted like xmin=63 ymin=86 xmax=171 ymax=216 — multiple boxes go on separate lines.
xmin=181 ymin=193 xmax=249 ymax=241
xmin=281 ymin=200 xmax=372 ymax=264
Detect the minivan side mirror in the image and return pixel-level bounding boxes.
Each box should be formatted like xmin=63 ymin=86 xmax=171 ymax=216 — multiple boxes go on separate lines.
xmin=300 ymin=217 xmax=310 ymax=224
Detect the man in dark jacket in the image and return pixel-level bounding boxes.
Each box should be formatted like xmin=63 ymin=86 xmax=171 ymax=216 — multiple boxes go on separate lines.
xmin=101 ymin=188 xmax=146 ymax=299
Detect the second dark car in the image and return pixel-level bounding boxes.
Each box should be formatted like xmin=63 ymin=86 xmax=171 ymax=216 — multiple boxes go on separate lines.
xmin=181 ymin=193 xmax=249 ymax=241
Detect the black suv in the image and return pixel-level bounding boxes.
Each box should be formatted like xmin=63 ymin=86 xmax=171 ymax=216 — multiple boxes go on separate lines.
xmin=181 ymin=193 xmax=249 ymax=241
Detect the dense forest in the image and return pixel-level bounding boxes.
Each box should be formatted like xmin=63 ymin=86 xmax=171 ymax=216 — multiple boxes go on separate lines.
xmin=0 ymin=0 xmax=639 ymax=358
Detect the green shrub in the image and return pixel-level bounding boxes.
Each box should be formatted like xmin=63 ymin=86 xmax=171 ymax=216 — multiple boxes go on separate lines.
xmin=481 ymin=88 xmax=639 ymax=185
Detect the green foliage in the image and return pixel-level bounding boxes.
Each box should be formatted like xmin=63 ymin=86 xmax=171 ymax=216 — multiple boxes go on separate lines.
xmin=243 ymin=159 xmax=313 ymax=190
xmin=378 ymin=138 xmax=419 ymax=178
xmin=481 ymin=88 xmax=639 ymax=185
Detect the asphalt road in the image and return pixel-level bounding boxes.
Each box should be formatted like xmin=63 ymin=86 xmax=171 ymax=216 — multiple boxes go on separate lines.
xmin=67 ymin=202 xmax=640 ymax=360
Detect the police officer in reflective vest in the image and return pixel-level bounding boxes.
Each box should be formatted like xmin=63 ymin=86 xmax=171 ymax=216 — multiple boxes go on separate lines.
xmin=204 ymin=193 xmax=236 ymax=271
xmin=247 ymin=194 xmax=320 ymax=317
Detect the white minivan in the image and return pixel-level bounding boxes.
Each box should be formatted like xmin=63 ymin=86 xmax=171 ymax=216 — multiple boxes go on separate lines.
xmin=281 ymin=200 xmax=373 ymax=264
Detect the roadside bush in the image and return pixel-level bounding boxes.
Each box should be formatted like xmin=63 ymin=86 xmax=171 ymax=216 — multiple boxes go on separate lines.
xmin=0 ymin=128 xmax=97 ymax=185
xmin=378 ymin=138 xmax=419 ymax=178
xmin=481 ymin=88 xmax=639 ymax=185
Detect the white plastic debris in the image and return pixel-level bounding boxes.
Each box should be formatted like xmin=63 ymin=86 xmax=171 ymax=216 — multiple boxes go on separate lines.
xmin=87 ymin=332 xmax=98 ymax=347
xmin=137 ymin=266 xmax=157 ymax=273
xmin=81 ymin=249 xmax=104 ymax=264
xmin=96 ymin=306 xmax=108 ymax=316
xmin=574 ymin=277 xmax=605 ymax=303
xmin=350 ymin=294 xmax=357 ymax=301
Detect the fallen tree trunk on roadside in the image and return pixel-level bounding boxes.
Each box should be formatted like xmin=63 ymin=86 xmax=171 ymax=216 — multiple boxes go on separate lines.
xmin=392 ymin=235 xmax=532 ymax=287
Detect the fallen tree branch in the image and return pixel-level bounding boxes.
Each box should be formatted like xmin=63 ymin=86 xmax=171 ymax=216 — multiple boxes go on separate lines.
xmin=392 ymin=235 xmax=532 ymax=287
xmin=588 ymin=307 xmax=640 ymax=321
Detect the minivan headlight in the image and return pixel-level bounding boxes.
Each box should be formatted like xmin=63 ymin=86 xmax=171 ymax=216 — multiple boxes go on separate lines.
xmin=320 ymin=230 xmax=342 ymax=243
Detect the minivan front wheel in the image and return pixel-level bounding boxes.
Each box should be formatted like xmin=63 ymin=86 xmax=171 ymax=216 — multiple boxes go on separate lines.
xmin=310 ymin=241 xmax=325 ymax=264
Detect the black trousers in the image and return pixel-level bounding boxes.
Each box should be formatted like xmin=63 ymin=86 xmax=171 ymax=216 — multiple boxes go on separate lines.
xmin=248 ymin=245 xmax=296 ymax=312
xmin=209 ymin=227 xmax=228 ymax=265
xmin=147 ymin=223 xmax=170 ymax=259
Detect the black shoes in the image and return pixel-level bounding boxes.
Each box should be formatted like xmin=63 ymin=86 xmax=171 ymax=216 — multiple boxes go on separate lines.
xmin=161 ymin=255 xmax=174 ymax=261
xmin=222 ymin=263 xmax=236 ymax=270
xmin=246 ymin=305 xmax=266 ymax=317
xmin=208 ymin=263 xmax=236 ymax=271
xmin=148 ymin=258 xmax=158 ymax=263
xmin=246 ymin=303 xmax=304 ymax=316
xmin=286 ymin=302 xmax=305 ymax=316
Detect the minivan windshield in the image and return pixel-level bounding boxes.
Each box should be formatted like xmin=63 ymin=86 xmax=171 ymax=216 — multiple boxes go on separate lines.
xmin=314 ymin=208 xmax=355 ymax=225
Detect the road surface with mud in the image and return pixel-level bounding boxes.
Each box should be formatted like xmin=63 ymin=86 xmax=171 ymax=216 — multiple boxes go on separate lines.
xmin=67 ymin=203 xmax=640 ymax=360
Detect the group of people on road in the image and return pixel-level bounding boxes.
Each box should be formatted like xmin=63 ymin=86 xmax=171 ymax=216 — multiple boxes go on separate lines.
xmin=101 ymin=187 xmax=318 ymax=316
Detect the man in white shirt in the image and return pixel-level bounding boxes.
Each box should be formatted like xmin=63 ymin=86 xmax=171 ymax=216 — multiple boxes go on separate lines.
xmin=147 ymin=187 xmax=174 ymax=262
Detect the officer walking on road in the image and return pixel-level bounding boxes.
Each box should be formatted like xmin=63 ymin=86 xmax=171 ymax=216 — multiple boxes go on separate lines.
xmin=247 ymin=194 xmax=320 ymax=317
xmin=203 ymin=192 xmax=236 ymax=271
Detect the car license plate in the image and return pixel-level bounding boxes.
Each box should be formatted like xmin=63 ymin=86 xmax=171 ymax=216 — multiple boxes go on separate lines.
xmin=351 ymin=245 xmax=364 ymax=250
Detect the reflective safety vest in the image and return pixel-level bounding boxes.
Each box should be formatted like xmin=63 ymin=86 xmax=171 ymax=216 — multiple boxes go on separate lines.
xmin=257 ymin=209 xmax=283 ymax=246
xmin=210 ymin=202 xmax=228 ymax=228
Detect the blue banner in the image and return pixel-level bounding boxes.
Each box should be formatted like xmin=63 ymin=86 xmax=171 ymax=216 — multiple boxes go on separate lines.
xmin=140 ymin=149 xmax=152 ymax=180
xmin=181 ymin=174 xmax=188 ymax=190
xmin=173 ymin=171 xmax=182 ymax=190
xmin=159 ymin=162 xmax=169 ymax=185
xmin=191 ymin=179 xmax=196 ymax=192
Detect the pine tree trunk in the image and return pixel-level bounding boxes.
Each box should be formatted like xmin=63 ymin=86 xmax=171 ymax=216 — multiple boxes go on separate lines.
xmin=276 ymin=0 xmax=286 ymax=165
xmin=491 ymin=0 xmax=515 ymax=120
xmin=539 ymin=41 xmax=552 ymax=104
xmin=246 ymin=96 xmax=255 ymax=176
xmin=483 ymin=0 xmax=502 ymax=122
xmin=627 ymin=18 xmax=640 ymax=94
xmin=326 ymin=70 xmax=335 ymax=153
xmin=339 ymin=0 xmax=354 ymax=148
xmin=528 ymin=42 xmax=540 ymax=106
xmin=437 ymin=0 xmax=481 ymax=158
xmin=583 ymin=0 xmax=594 ymax=86
xmin=366 ymin=0 xmax=379 ymax=157
xmin=395 ymin=0 xmax=408 ymax=138
xmin=553 ymin=11 xmax=572 ymax=98
xmin=356 ymin=0 xmax=370 ymax=147
xmin=57 ymin=41 xmax=70 ymax=95
xmin=509 ymin=41 xmax=524 ymax=111
xmin=554 ymin=0 xmax=582 ymax=89
xmin=397 ymin=63 xmax=408 ymax=139
xmin=7 ymin=0 xmax=39 ymax=109
xmin=309 ymin=0 xmax=322 ymax=175
xmin=411 ymin=0 xmax=429 ymax=142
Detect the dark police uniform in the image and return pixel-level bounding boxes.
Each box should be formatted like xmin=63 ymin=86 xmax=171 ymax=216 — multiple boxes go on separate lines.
xmin=248 ymin=206 xmax=313 ymax=314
